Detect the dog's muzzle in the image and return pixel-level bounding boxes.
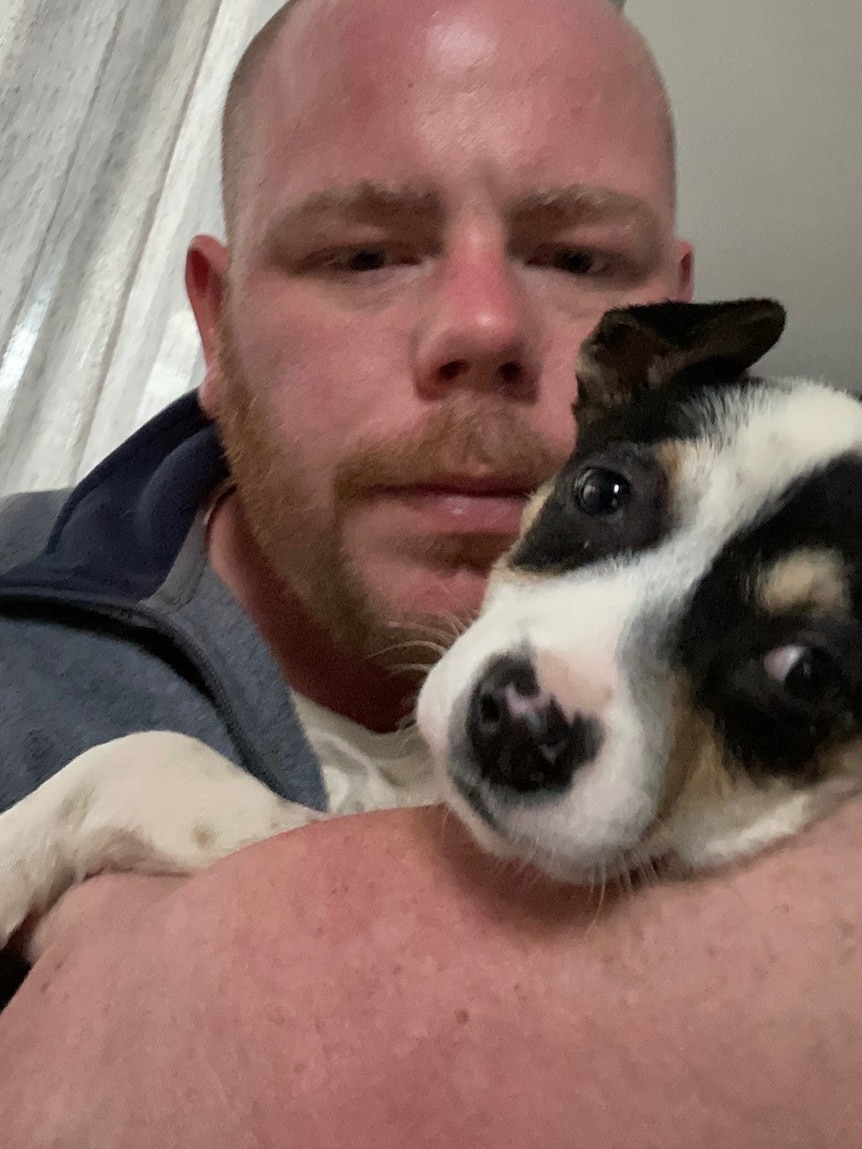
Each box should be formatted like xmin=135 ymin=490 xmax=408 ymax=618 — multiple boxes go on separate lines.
xmin=466 ymin=654 xmax=603 ymax=793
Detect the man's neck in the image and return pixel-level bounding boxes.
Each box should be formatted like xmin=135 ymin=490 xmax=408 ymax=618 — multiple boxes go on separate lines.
xmin=206 ymin=491 xmax=418 ymax=734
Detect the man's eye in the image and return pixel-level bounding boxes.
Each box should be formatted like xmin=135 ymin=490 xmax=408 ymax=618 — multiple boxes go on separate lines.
xmin=531 ymin=249 xmax=610 ymax=277
xmin=553 ymin=249 xmax=599 ymax=275
xmin=321 ymin=248 xmax=390 ymax=272
xmin=320 ymin=247 xmax=405 ymax=273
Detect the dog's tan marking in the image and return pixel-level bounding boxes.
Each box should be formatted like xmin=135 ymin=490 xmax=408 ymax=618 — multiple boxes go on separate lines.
xmin=757 ymin=548 xmax=850 ymax=617
xmin=487 ymin=482 xmax=555 ymax=591
xmin=811 ymin=736 xmax=862 ymax=785
xmin=640 ymin=683 xmax=862 ymax=873
xmin=654 ymin=440 xmax=689 ymax=510
xmin=488 ymin=557 xmax=544 ymax=591
xmin=57 ymin=781 xmax=96 ymax=830
xmin=662 ymin=676 xmax=862 ymax=818
xmin=642 ymin=690 xmax=799 ymax=870
xmin=655 ymin=687 xmax=739 ymax=829
xmin=193 ymin=823 xmax=216 ymax=850
xmin=519 ymin=481 xmax=554 ymax=537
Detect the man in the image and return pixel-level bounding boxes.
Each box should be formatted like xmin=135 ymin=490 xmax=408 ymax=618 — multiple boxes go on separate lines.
xmin=0 ymin=0 xmax=858 ymax=1143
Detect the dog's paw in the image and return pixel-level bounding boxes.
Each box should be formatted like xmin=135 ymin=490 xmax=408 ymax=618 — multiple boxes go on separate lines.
xmin=0 ymin=851 xmax=47 ymax=951
xmin=0 ymin=732 xmax=320 ymax=951
xmin=61 ymin=732 xmax=320 ymax=871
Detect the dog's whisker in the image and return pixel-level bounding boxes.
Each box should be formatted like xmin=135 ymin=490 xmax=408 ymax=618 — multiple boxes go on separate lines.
xmin=609 ymin=856 xmax=633 ymax=903
xmin=588 ymin=860 xmax=608 ymax=928
xmin=383 ymin=661 xmax=439 ymax=677
xmin=370 ymin=639 xmax=450 ymax=661
xmin=384 ymin=613 xmax=471 ymax=644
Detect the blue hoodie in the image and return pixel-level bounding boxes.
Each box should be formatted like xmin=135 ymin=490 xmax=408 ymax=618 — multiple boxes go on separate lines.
xmin=0 ymin=392 xmax=325 ymax=816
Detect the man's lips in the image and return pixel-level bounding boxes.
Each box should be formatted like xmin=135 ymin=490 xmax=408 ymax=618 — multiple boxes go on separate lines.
xmin=371 ymin=479 xmax=533 ymax=534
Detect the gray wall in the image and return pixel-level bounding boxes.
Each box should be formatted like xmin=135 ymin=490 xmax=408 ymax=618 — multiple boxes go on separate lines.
xmin=629 ymin=0 xmax=862 ymax=390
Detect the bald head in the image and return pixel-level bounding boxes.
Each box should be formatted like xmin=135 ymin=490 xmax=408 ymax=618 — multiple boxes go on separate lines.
xmin=221 ymin=3 xmax=297 ymax=235
xmin=219 ymin=0 xmax=673 ymax=239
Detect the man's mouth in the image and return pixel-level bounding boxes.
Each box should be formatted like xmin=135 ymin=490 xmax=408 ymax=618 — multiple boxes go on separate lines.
xmin=375 ymin=478 xmax=532 ymax=534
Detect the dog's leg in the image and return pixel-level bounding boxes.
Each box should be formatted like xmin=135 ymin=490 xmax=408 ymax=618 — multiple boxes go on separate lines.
xmin=0 ymin=731 xmax=320 ymax=950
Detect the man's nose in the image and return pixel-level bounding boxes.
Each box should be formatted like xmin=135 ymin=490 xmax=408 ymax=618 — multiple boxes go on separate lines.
xmin=413 ymin=238 xmax=540 ymax=399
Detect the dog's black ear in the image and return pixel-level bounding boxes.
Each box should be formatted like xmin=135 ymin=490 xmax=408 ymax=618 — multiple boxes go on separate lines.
xmin=575 ymin=299 xmax=786 ymax=427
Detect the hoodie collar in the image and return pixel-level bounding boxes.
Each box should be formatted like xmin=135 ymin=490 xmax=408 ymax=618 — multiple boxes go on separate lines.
xmin=0 ymin=392 xmax=227 ymax=602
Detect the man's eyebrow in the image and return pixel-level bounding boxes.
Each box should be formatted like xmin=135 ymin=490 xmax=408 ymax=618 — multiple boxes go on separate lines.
xmin=265 ymin=182 xmax=444 ymax=240
xmin=511 ymin=185 xmax=658 ymax=229
xmin=262 ymin=181 xmax=659 ymax=251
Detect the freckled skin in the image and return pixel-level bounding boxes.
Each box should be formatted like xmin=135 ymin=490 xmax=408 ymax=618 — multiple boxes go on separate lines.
xmin=1 ymin=806 xmax=860 ymax=1147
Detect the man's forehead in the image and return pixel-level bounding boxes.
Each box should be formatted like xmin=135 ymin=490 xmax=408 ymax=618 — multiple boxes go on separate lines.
xmin=251 ymin=0 xmax=653 ymax=128
xmin=228 ymin=0 xmax=673 ymax=245
xmin=261 ymin=0 xmax=631 ymax=69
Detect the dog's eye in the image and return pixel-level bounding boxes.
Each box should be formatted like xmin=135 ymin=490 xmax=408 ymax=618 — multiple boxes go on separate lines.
xmin=509 ymin=448 xmax=667 ymax=575
xmin=573 ymin=467 xmax=632 ymax=516
xmin=762 ymin=644 xmax=845 ymax=704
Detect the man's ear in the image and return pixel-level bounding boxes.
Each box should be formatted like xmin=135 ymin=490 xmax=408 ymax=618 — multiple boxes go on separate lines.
xmin=574 ymin=298 xmax=786 ymax=427
xmin=185 ymin=235 xmax=230 ymax=416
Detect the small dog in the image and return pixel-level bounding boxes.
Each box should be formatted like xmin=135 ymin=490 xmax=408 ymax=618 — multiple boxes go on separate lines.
xmin=3 ymin=299 xmax=862 ymax=950
xmin=419 ymin=298 xmax=862 ymax=880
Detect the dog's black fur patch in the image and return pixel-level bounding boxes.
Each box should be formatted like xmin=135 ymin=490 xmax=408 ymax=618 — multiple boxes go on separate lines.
xmin=673 ymin=455 xmax=862 ymax=781
xmin=511 ymin=372 xmax=764 ymax=576
xmin=576 ymin=372 xmax=755 ymax=456
xmin=510 ymin=440 xmax=672 ymax=574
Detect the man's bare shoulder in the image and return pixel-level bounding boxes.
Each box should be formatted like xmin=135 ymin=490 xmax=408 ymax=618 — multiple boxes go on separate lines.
xmin=1 ymin=802 xmax=858 ymax=1147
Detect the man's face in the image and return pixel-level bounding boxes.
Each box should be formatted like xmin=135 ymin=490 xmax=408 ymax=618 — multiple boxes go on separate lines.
xmin=203 ymin=0 xmax=692 ymax=666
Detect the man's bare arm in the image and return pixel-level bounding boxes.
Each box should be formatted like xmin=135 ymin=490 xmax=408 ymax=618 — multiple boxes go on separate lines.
xmin=0 ymin=802 xmax=859 ymax=1148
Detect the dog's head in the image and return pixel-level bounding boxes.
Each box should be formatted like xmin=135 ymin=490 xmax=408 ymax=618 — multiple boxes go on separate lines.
xmin=417 ymin=299 xmax=862 ymax=880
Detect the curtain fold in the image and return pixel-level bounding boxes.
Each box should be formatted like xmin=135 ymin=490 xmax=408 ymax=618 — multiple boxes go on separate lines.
xmin=0 ymin=0 xmax=281 ymax=495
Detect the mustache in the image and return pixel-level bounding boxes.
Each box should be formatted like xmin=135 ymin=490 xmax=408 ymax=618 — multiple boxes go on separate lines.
xmin=334 ymin=397 xmax=566 ymax=505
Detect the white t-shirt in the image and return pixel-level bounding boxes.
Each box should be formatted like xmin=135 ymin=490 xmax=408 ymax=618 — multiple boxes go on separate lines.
xmin=291 ymin=692 xmax=439 ymax=816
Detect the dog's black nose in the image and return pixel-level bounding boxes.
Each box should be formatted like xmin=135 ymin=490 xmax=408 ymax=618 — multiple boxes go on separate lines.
xmin=467 ymin=655 xmax=600 ymax=793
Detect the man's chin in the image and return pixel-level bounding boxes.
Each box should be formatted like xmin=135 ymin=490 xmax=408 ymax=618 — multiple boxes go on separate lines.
xmin=388 ymin=565 xmax=490 ymax=626
xmin=338 ymin=501 xmax=517 ymax=654
xmin=356 ymin=554 xmax=492 ymax=664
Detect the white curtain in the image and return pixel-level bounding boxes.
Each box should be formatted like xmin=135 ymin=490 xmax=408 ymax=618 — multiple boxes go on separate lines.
xmin=0 ymin=0 xmax=282 ymax=495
